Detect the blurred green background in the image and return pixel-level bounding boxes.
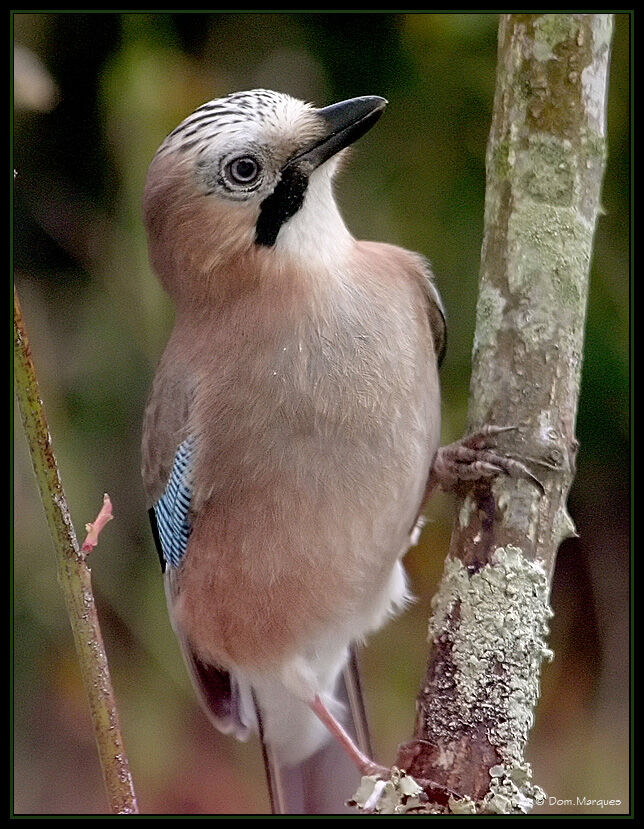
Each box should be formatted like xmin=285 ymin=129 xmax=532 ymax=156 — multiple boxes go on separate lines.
xmin=13 ymin=13 xmax=629 ymax=816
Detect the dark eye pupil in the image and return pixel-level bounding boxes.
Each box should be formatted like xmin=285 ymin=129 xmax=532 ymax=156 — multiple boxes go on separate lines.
xmin=230 ymin=157 xmax=258 ymax=183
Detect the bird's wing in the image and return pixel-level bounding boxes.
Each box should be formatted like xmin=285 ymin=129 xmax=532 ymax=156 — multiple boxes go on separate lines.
xmin=142 ymin=362 xmax=252 ymax=740
xmin=148 ymin=436 xmax=195 ymax=572
xmin=142 ymin=352 xmax=195 ymax=571
xmin=415 ymin=255 xmax=447 ymax=367
xmin=393 ymin=252 xmax=446 ymax=531
xmin=164 ymin=567 xmax=255 ymax=741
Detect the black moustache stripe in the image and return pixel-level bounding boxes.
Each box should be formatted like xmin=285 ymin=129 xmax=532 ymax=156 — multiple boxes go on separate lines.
xmin=255 ymin=165 xmax=309 ymax=247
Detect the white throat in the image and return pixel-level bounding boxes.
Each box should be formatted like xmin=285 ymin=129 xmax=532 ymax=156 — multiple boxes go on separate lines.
xmin=274 ymin=162 xmax=353 ymax=271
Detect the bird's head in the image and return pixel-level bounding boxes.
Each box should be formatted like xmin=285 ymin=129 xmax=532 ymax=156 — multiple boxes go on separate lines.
xmin=143 ymin=89 xmax=386 ymax=304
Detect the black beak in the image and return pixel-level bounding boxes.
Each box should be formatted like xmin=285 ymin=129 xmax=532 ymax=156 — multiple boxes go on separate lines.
xmin=290 ymin=96 xmax=387 ymax=172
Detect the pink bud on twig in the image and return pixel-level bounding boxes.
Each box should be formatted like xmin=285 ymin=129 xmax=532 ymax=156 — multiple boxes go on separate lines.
xmin=81 ymin=493 xmax=113 ymax=553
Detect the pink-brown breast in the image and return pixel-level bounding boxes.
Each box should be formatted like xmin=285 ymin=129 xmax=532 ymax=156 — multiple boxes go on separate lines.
xmin=166 ymin=241 xmax=441 ymax=671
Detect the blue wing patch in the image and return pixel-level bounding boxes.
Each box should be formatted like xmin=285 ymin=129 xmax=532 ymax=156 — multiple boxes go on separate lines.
xmin=153 ymin=437 xmax=195 ymax=568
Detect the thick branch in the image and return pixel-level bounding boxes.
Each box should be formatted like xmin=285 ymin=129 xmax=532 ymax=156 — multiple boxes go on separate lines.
xmin=13 ymin=287 xmax=138 ymax=814
xmin=397 ymin=14 xmax=613 ymax=814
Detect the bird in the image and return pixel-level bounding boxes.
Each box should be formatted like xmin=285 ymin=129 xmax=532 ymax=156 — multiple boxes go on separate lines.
xmin=141 ymin=88 xmax=448 ymax=814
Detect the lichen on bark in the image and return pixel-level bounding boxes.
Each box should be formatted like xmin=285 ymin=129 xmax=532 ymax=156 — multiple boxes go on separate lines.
xmin=426 ymin=546 xmax=552 ymax=814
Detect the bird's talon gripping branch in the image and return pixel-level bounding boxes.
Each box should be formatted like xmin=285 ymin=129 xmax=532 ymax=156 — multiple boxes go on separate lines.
xmin=425 ymin=427 xmax=543 ymax=500
xmin=361 ymin=760 xmax=391 ymax=778
xmin=459 ymin=423 xmax=518 ymax=450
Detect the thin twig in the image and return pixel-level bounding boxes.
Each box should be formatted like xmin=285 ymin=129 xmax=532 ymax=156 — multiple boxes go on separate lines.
xmin=13 ymin=286 xmax=138 ymax=814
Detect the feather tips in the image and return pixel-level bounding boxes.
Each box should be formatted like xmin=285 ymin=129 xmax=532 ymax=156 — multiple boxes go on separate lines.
xmin=153 ymin=436 xmax=195 ymax=568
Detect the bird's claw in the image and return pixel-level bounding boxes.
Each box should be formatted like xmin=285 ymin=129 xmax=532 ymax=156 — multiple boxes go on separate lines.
xmin=360 ymin=760 xmax=391 ymax=778
xmin=426 ymin=424 xmax=544 ymax=497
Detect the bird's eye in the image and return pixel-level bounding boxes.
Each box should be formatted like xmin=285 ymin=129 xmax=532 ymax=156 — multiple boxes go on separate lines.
xmin=226 ymin=156 xmax=261 ymax=186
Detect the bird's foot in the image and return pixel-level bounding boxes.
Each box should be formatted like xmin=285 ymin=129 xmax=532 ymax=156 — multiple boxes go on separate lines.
xmin=360 ymin=759 xmax=391 ymax=778
xmin=425 ymin=425 xmax=543 ymax=500
xmin=310 ymin=695 xmax=389 ymax=778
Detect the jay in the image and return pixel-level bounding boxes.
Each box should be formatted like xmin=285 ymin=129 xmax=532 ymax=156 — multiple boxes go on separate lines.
xmin=141 ymin=90 xmax=516 ymax=813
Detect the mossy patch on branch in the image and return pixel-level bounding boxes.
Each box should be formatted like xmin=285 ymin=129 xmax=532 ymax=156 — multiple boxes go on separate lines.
xmin=532 ymin=14 xmax=580 ymax=62
xmin=472 ymin=282 xmax=506 ymax=356
xmin=517 ymin=134 xmax=576 ymax=206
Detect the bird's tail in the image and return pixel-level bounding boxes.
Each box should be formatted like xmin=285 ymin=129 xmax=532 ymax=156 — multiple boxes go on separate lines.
xmin=257 ymin=647 xmax=372 ymax=815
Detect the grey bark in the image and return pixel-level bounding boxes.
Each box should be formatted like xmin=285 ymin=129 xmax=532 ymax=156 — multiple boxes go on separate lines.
xmin=395 ymin=14 xmax=614 ymax=814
